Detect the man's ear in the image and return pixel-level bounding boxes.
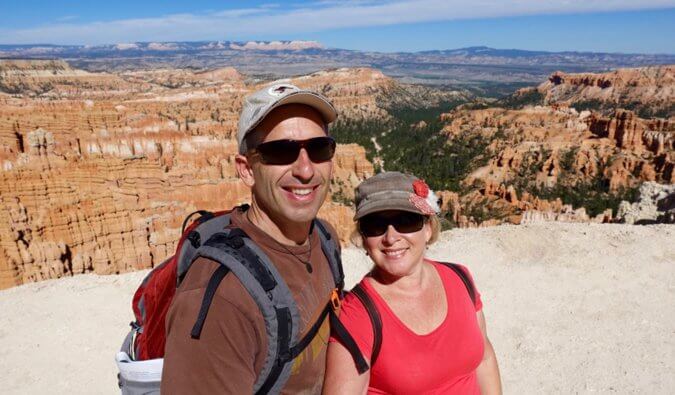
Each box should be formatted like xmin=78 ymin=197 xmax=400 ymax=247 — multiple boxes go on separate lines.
xmin=235 ymin=154 xmax=255 ymax=187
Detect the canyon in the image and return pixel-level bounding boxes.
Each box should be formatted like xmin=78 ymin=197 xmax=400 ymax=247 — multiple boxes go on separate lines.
xmin=0 ymin=61 xmax=388 ymax=289
xmin=0 ymin=60 xmax=673 ymax=288
xmin=430 ymin=66 xmax=674 ymax=227
xmin=438 ymin=105 xmax=673 ymax=224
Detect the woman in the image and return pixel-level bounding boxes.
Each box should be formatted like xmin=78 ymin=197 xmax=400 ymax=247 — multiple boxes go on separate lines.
xmin=324 ymin=171 xmax=502 ymax=394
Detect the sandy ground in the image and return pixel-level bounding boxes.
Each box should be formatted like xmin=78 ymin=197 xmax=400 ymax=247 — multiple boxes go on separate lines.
xmin=0 ymin=222 xmax=673 ymax=394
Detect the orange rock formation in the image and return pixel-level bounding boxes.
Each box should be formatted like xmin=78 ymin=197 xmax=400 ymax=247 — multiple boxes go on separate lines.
xmin=440 ymin=103 xmax=673 ymax=225
xmin=539 ymin=65 xmax=674 ymax=116
xmin=0 ymin=61 xmax=377 ymax=289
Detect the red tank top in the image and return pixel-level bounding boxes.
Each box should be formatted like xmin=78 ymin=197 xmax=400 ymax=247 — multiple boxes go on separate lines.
xmin=330 ymin=260 xmax=484 ymax=394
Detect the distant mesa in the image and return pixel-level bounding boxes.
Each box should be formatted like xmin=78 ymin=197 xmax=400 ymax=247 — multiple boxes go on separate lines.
xmin=147 ymin=42 xmax=180 ymax=51
xmin=105 ymin=40 xmax=325 ymax=52
xmin=199 ymin=41 xmax=227 ymax=50
xmin=229 ymin=40 xmax=324 ymax=51
xmin=1 ymin=42 xmax=673 ymax=85
xmin=114 ymin=43 xmax=140 ymax=51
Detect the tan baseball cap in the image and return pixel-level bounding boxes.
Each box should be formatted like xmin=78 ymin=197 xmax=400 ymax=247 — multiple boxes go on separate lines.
xmin=354 ymin=171 xmax=440 ymax=220
xmin=237 ymin=83 xmax=337 ymax=154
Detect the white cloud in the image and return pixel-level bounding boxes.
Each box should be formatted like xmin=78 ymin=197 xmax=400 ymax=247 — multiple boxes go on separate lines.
xmin=56 ymin=15 xmax=78 ymax=22
xmin=211 ymin=8 xmax=275 ymax=18
xmin=1 ymin=0 xmax=674 ymax=45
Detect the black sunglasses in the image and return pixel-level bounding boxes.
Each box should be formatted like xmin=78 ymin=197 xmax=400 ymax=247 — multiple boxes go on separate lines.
xmin=248 ymin=136 xmax=336 ymax=165
xmin=359 ymin=211 xmax=426 ymax=237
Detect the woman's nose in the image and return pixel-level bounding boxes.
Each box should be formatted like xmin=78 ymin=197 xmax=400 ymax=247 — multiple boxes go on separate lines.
xmin=382 ymin=225 xmax=400 ymax=244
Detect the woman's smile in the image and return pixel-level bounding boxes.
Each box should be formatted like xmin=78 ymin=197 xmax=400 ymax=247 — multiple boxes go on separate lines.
xmin=381 ymin=247 xmax=408 ymax=259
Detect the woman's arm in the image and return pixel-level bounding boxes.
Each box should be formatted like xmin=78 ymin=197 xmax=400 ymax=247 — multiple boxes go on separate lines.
xmin=476 ymin=311 xmax=502 ymax=395
xmin=323 ymin=341 xmax=370 ymax=395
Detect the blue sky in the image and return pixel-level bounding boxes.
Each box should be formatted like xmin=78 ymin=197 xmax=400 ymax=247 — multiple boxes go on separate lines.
xmin=1 ymin=0 xmax=674 ymax=54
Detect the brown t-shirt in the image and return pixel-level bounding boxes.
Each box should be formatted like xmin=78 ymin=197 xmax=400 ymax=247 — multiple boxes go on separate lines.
xmin=161 ymin=208 xmax=338 ymax=394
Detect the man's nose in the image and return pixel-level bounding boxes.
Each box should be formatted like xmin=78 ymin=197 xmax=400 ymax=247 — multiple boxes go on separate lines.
xmin=291 ymin=148 xmax=315 ymax=181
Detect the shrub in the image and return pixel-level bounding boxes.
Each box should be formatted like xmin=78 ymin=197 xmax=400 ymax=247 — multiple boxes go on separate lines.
xmin=514 ymin=152 xmax=641 ymax=217
xmin=572 ymin=99 xmax=605 ymax=112
xmin=331 ymin=101 xmax=493 ymax=192
xmin=496 ymin=89 xmax=544 ymax=109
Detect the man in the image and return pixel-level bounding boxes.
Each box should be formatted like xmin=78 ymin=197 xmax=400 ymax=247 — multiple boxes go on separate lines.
xmin=161 ymin=84 xmax=341 ymax=394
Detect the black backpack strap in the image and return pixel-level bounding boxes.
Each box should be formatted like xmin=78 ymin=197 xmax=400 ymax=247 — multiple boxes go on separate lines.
xmin=288 ymin=303 xmax=331 ymax=360
xmin=351 ymin=283 xmax=383 ymax=367
xmin=257 ymin=299 xmax=346 ymax=394
xmin=189 ymin=228 xmax=279 ymax=340
xmin=192 ymin=224 xmax=301 ymax=395
xmin=314 ymin=219 xmax=345 ymax=291
xmin=255 ymin=306 xmax=292 ymax=395
xmin=186 ymin=213 xmax=343 ymax=394
xmin=329 ymin=307 xmax=370 ymax=374
xmin=190 ymin=265 xmax=230 ymax=339
xmin=204 ymin=228 xmax=277 ymax=292
xmin=436 ymin=262 xmax=476 ymax=305
xmin=181 ymin=210 xmax=215 ymax=234
xmin=328 ymin=281 xmax=382 ymax=373
xmin=176 ymin=211 xmax=233 ymax=284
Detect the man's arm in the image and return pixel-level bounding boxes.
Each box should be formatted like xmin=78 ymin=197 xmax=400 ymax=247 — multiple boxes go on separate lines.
xmin=476 ymin=311 xmax=502 ymax=395
xmin=161 ymin=262 xmax=266 ymax=394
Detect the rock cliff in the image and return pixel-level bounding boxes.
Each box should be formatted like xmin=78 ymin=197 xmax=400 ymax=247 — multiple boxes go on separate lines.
xmin=0 ymin=61 xmax=377 ymax=288
xmin=0 ymin=59 xmax=134 ymax=97
xmin=439 ymin=104 xmax=673 ymax=226
xmin=615 ymin=182 xmax=675 ymax=224
xmin=538 ymin=65 xmax=674 ymax=118
xmin=428 ymin=66 xmax=673 ymax=227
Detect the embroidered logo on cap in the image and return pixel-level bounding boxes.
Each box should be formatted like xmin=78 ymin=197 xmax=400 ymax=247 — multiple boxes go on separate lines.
xmin=268 ymin=84 xmax=296 ymax=97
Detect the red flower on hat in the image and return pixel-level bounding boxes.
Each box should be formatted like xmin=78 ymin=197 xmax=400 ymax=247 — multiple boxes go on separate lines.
xmin=413 ymin=180 xmax=429 ymax=198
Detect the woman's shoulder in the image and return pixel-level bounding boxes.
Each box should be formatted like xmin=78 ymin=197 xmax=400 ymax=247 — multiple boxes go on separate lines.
xmin=341 ymin=279 xmax=374 ymax=319
xmin=426 ymin=258 xmax=474 ymax=277
xmin=339 ymin=279 xmax=383 ymax=333
xmin=330 ymin=279 xmax=377 ymax=355
xmin=426 ymin=259 xmax=483 ymax=311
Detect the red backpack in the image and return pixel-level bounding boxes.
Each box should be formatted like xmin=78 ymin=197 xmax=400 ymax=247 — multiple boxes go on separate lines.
xmin=117 ymin=206 xmax=345 ymax=394
xmin=128 ymin=209 xmax=228 ymax=360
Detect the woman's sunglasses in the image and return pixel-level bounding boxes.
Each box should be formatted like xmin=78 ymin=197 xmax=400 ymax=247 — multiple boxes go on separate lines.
xmin=359 ymin=212 xmax=426 ymax=237
xmin=248 ymin=136 xmax=336 ymax=165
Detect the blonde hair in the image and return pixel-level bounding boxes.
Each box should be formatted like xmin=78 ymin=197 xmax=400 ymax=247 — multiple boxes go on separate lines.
xmin=350 ymin=215 xmax=441 ymax=247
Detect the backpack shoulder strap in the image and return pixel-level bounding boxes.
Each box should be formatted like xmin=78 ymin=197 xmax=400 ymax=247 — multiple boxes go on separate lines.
xmin=181 ymin=210 xmax=344 ymax=394
xmin=190 ymin=264 xmax=230 ymax=338
xmin=328 ymin=304 xmax=370 ymax=374
xmin=314 ymin=218 xmax=344 ymax=291
xmin=328 ymin=281 xmax=381 ymax=374
xmin=351 ymin=283 xmax=383 ymax=367
xmin=187 ymin=222 xmax=301 ymax=395
xmin=175 ymin=209 xmax=234 ymax=284
xmin=435 ymin=261 xmax=476 ymax=305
